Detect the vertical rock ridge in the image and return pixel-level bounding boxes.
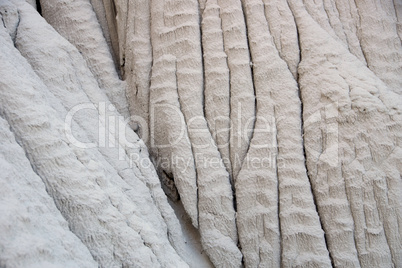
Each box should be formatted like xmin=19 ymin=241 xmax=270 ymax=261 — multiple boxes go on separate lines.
xmin=262 ymin=0 xmax=300 ymax=79
xmin=236 ymin=0 xmax=280 ymax=266
xmin=150 ymin=0 xmax=241 ymax=266
xmin=40 ymin=0 xmax=129 ymax=117
xmin=1 ymin=0 xmax=401 ymax=267
xmin=217 ymin=0 xmax=255 ymax=182
xmin=0 ymin=26 xmax=163 ymax=266
xmin=289 ymin=0 xmax=402 ymax=266
xmin=124 ymin=0 xmax=153 ymax=145
xmin=201 ymin=0 xmax=232 ymax=177
xmin=240 ymin=1 xmax=333 ymax=267
xmin=149 ymin=54 xmax=198 ymax=229
xmin=353 ymin=0 xmax=402 ymax=94
xmin=1 ymin=2 xmax=190 ymax=266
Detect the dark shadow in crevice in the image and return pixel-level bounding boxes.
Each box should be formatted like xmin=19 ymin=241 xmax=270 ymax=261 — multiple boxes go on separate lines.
xmin=36 ymin=0 xmax=42 ymax=15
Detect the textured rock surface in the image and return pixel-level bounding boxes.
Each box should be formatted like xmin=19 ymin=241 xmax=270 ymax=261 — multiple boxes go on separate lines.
xmin=0 ymin=0 xmax=401 ymax=267
xmin=0 ymin=115 xmax=97 ymax=268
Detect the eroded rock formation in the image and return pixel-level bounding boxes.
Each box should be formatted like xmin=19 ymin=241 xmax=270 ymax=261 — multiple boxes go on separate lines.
xmin=0 ymin=0 xmax=401 ymax=267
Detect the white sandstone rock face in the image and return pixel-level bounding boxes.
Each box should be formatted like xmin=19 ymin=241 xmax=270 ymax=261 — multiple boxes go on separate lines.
xmin=0 ymin=0 xmax=401 ymax=267
xmin=0 ymin=116 xmax=97 ymax=268
xmin=290 ymin=1 xmax=402 ymax=266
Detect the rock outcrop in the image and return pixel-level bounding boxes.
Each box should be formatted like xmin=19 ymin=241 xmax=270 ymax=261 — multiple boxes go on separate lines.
xmin=0 ymin=0 xmax=401 ymax=267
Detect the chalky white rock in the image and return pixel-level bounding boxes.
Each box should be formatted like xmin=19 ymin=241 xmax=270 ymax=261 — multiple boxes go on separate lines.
xmin=0 ymin=0 xmax=401 ymax=267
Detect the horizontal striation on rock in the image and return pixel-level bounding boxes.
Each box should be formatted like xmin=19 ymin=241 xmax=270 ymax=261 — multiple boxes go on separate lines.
xmin=0 ymin=0 xmax=401 ymax=267
xmin=39 ymin=0 xmax=130 ymax=117
xmin=0 ymin=115 xmax=98 ymax=268
xmin=291 ymin=0 xmax=402 ymax=266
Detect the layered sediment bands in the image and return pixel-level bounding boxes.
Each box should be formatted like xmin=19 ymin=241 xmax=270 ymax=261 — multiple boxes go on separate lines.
xmin=16 ymin=4 xmax=189 ymax=267
xmin=236 ymin=0 xmax=280 ymax=265
xmin=353 ymin=0 xmax=402 ymax=94
xmin=1 ymin=0 xmax=402 ymax=267
xmin=1 ymin=2 xmax=189 ymax=267
xmin=123 ymin=0 xmax=153 ymax=142
xmin=149 ymin=54 xmax=198 ymax=228
xmin=327 ymin=0 xmax=367 ymax=63
xmin=88 ymin=0 xmax=119 ymax=69
xmin=290 ymin=0 xmax=402 ymax=266
xmin=218 ymin=0 xmax=255 ymax=182
xmin=237 ymin=0 xmax=331 ymax=266
xmin=39 ymin=0 xmax=129 ymax=117
xmin=31 ymin=4 xmax=189 ymax=261
xmin=201 ymin=0 xmax=231 ymax=176
xmin=0 ymin=26 xmax=161 ymax=267
xmin=0 ymin=116 xmax=97 ymax=268
xmin=151 ymin=0 xmax=241 ymax=265
xmin=262 ymin=0 xmax=300 ymax=78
